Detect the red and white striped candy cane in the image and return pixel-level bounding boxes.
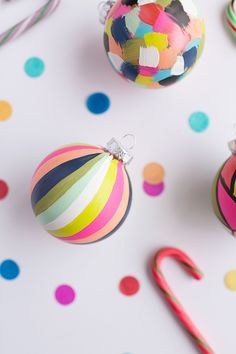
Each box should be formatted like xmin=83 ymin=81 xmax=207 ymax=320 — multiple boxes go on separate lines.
xmin=152 ymin=247 xmax=214 ymax=354
xmin=0 ymin=0 xmax=61 ymax=48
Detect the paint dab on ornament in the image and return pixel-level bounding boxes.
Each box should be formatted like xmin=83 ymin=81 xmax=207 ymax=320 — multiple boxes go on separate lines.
xmin=224 ymin=270 xmax=236 ymax=291
xmin=0 ymin=260 xmax=20 ymax=280
xmin=24 ymin=57 xmax=45 ymax=78
xmin=143 ymin=163 xmax=165 ymax=184
xmin=143 ymin=181 xmax=165 ymax=197
xmin=0 ymin=101 xmax=12 ymax=121
xmin=119 ymin=276 xmax=140 ymax=296
xmin=86 ymin=93 xmax=110 ymax=114
xmin=55 ymin=285 xmax=76 ymax=305
xmin=189 ymin=111 xmax=209 ymax=132
xmin=0 ymin=180 xmax=9 ymax=200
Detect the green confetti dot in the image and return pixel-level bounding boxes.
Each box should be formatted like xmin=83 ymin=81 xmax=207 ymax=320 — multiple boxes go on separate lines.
xmin=24 ymin=57 xmax=45 ymax=78
xmin=189 ymin=111 xmax=209 ymax=133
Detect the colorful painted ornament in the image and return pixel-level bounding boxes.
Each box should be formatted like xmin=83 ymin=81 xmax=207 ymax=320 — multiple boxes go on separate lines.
xmin=101 ymin=0 xmax=205 ymax=89
xmin=212 ymin=139 xmax=236 ymax=236
xmin=31 ymin=138 xmax=133 ymax=244
xmin=226 ymin=0 xmax=236 ymax=38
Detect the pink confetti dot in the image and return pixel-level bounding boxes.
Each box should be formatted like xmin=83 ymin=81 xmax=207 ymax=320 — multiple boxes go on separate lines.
xmin=143 ymin=181 xmax=165 ymax=197
xmin=119 ymin=276 xmax=140 ymax=296
xmin=0 ymin=180 xmax=9 ymax=200
xmin=55 ymin=285 xmax=76 ymax=305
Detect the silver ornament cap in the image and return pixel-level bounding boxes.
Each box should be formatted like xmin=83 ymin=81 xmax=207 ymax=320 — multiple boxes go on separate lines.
xmin=105 ymin=135 xmax=135 ymax=165
xmin=228 ymin=139 xmax=236 ymax=154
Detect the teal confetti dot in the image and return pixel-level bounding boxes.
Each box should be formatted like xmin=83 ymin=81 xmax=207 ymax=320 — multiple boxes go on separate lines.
xmin=0 ymin=260 xmax=20 ymax=280
xmin=24 ymin=57 xmax=45 ymax=78
xmin=189 ymin=111 xmax=209 ymax=133
xmin=86 ymin=93 xmax=110 ymax=115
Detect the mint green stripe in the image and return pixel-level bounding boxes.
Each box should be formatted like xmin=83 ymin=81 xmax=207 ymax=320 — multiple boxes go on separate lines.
xmin=37 ymin=154 xmax=109 ymax=225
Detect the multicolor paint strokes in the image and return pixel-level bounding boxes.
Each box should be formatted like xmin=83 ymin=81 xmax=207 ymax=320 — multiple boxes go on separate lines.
xmin=226 ymin=0 xmax=236 ymax=38
xmin=212 ymin=154 xmax=236 ymax=236
xmin=30 ymin=144 xmax=132 ymax=244
xmin=104 ymin=0 xmax=205 ymax=88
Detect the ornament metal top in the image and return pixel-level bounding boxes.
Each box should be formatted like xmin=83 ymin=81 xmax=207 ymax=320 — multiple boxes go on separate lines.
xmin=100 ymin=0 xmax=205 ymax=89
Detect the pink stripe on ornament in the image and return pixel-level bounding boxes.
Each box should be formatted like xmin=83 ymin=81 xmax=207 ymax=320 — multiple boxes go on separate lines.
xmin=34 ymin=145 xmax=103 ymax=174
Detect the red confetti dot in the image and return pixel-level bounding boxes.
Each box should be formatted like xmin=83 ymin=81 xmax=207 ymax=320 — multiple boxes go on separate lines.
xmin=119 ymin=276 xmax=140 ymax=296
xmin=0 ymin=180 xmax=9 ymax=199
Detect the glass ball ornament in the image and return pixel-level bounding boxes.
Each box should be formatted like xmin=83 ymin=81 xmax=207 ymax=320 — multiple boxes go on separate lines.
xmin=30 ymin=137 xmax=133 ymax=244
xmin=212 ymin=139 xmax=236 ymax=237
xmin=102 ymin=0 xmax=205 ymax=89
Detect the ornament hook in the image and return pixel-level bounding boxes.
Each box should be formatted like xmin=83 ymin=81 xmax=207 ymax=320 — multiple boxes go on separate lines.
xmin=121 ymin=134 xmax=136 ymax=151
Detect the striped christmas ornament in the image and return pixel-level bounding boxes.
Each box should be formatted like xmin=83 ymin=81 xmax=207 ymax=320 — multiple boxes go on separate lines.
xmin=212 ymin=140 xmax=236 ymax=237
xmin=226 ymin=0 xmax=236 ymax=37
xmin=31 ymin=140 xmax=133 ymax=244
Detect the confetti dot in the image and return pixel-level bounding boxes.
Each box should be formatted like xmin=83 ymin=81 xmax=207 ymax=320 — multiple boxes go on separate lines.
xmin=0 ymin=180 xmax=9 ymax=200
xmin=143 ymin=163 xmax=165 ymax=184
xmin=143 ymin=181 xmax=165 ymax=197
xmin=0 ymin=100 xmax=12 ymax=121
xmin=55 ymin=285 xmax=76 ymax=305
xmin=189 ymin=111 xmax=209 ymax=132
xmin=119 ymin=276 xmax=140 ymax=296
xmin=224 ymin=270 xmax=236 ymax=291
xmin=0 ymin=260 xmax=20 ymax=280
xmin=86 ymin=93 xmax=110 ymax=114
xmin=24 ymin=57 xmax=45 ymax=78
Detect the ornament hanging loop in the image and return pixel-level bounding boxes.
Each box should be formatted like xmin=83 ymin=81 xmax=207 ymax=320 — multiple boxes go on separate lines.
xmin=98 ymin=0 xmax=115 ymax=24
xmin=121 ymin=134 xmax=136 ymax=151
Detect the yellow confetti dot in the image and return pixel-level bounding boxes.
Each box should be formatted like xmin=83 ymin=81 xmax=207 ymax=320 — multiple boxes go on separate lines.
xmin=143 ymin=162 xmax=165 ymax=185
xmin=224 ymin=270 xmax=236 ymax=291
xmin=0 ymin=100 xmax=13 ymax=121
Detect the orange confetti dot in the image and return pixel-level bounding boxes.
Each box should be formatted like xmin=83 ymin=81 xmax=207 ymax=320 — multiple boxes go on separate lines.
xmin=143 ymin=162 xmax=165 ymax=185
xmin=0 ymin=100 xmax=13 ymax=121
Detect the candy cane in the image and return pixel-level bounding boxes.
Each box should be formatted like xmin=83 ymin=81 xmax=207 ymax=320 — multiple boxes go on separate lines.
xmin=226 ymin=0 xmax=236 ymax=35
xmin=152 ymin=248 xmax=214 ymax=354
xmin=0 ymin=0 xmax=61 ymax=48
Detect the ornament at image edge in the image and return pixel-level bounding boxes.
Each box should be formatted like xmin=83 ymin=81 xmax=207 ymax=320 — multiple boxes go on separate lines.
xmin=212 ymin=139 xmax=236 ymax=237
xmin=30 ymin=137 xmax=133 ymax=244
xmin=101 ymin=0 xmax=205 ymax=89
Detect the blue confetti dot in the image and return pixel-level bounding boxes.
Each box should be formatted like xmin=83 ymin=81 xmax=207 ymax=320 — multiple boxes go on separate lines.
xmin=86 ymin=93 xmax=110 ymax=115
xmin=0 ymin=260 xmax=20 ymax=280
xmin=24 ymin=57 xmax=45 ymax=78
xmin=189 ymin=111 xmax=209 ymax=133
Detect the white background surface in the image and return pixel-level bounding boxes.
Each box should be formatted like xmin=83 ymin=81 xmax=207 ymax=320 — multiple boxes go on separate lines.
xmin=0 ymin=1 xmax=236 ymax=353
